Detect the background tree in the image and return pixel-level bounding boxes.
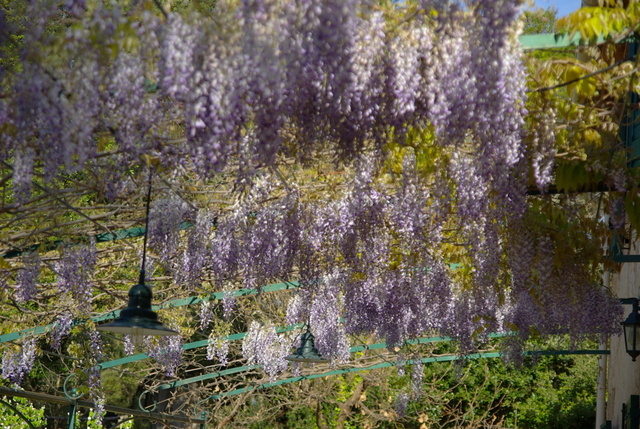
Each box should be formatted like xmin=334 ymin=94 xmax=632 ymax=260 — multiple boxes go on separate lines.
xmin=522 ymin=6 xmax=558 ymax=34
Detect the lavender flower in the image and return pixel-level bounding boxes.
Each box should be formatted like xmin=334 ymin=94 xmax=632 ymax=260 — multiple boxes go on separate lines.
xmin=50 ymin=312 xmax=73 ymax=351
xmin=222 ymin=288 xmax=236 ymax=320
xmin=207 ymin=336 xmax=229 ymax=366
xmin=56 ymin=240 xmax=96 ymax=314
xmin=64 ymin=0 xmax=86 ymax=16
xmin=2 ymin=337 xmax=37 ymax=385
xmin=410 ymin=357 xmax=423 ymax=400
xmin=89 ymin=329 xmax=104 ymax=362
xmin=242 ymin=321 xmax=289 ymax=379
xmin=394 ymin=392 xmax=410 ymax=418
xmin=124 ymin=335 xmax=135 ymax=356
xmin=87 ymin=365 xmax=105 ymax=425
xmin=199 ymin=301 xmax=214 ymax=330
xmin=144 ymin=335 xmax=183 ymax=377
xmin=178 ymin=210 xmax=213 ymax=290
xmin=529 ymin=103 xmax=557 ymax=192
xmin=384 ymin=24 xmax=428 ymax=128
xmin=148 ymin=197 xmax=190 ymax=263
xmin=160 ymin=14 xmax=198 ymax=100
xmin=11 ymin=147 xmax=35 ymax=203
xmin=449 ymin=152 xmax=488 ymax=222
xmin=286 ymin=292 xmax=309 ymax=326
xmin=237 ymin=189 xmax=300 ymax=290
xmin=309 ymin=274 xmax=350 ymax=364
xmin=15 ymin=252 xmax=40 ymax=303
xmin=104 ymin=49 xmax=159 ymax=155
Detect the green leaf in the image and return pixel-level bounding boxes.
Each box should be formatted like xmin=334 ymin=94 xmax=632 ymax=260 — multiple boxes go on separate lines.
xmin=556 ymin=161 xmax=588 ymax=192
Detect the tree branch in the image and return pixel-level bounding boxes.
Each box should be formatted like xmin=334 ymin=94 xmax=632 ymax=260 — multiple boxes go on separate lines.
xmin=316 ymin=401 xmax=330 ymax=429
xmin=335 ymin=380 xmax=365 ymax=429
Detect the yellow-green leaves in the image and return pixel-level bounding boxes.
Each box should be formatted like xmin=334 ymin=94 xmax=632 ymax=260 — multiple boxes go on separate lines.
xmin=563 ymin=65 xmax=597 ymax=99
xmin=384 ymin=124 xmax=442 ymax=179
xmin=556 ymin=6 xmax=630 ymax=44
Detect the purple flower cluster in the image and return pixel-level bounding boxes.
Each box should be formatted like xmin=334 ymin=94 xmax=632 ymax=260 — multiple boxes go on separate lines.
xmin=64 ymin=0 xmax=86 ymax=16
xmin=160 ymin=14 xmax=198 ymax=100
xmin=529 ymin=103 xmax=557 ymax=192
xmin=207 ymin=336 xmax=229 ymax=367
xmin=104 ymin=53 xmax=152 ymax=152
xmin=504 ymin=225 xmax=622 ymax=339
xmin=148 ymin=197 xmax=190 ymax=263
xmin=410 ymin=357 xmax=423 ymax=400
xmin=178 ymin=210 xmax=213 ymax=290
xmin=199 ymin=301 xmax=214 ymax=330
xmin=208 ymin=177 xmax=303 ymax=297
xmin=394 ymin=392 xmax=410 ymax=418
xmin=1 ymin=337 xmax=36 ymax=385
xmin=89 ymin=329 xmax=104 ymax=363
xmin=309 ymin=274 xmax=350 ymax=363
xmin=50 ymin=312 xmax=73 ymax=351
xmin=144 ymin=334 xmax=183 ymax=377
xmin=242 ymin=321 xmax=290 ymax=379
xmin=388 ymin=153 xmax=430 ymax=247
xmin=240 ymin=190 xmax=300 ymax=290
xmin=124 ymin=335 xmax=135 ymax=356
xmin=286 ymin=291 xmax=310 ymax=326
xmin=56 ymin=240 xmax=97 ymax=314
xmin=222 ymin=287 xmax=236 ymax=320
xmin=92 ymin=393 xmax=106 ymax=427
xmin=449 ymin=153 xmax=488 ymax=222
xmin=15 ymin=252 xmax=40 ymax=303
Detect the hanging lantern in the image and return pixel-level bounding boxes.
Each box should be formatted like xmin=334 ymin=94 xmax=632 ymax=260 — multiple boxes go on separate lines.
xmin=622 ymin=299 xmax=640 ymax=362
xmin=97 ymin=272 xmax=178 ymax=336
xmin=97 ymin=168 xmax=178 ymax=337
xmin=285 ymin=330 xmax=328 ymax=363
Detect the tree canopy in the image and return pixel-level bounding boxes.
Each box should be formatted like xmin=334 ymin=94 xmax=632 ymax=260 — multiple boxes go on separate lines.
xmin=0 ymin=0 xmax=637 ymax=426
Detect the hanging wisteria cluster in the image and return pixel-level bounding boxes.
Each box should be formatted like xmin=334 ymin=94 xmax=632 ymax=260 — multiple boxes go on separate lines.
xmin=1 ymin=337 xmax=36 ymax=385
xmin=14 ymin=252 xmax=40 ymax=303
xmin=144 ymin=335 xmax=184 ymax=378
xmin=207 ymin=334 xmax=230 ymax=367
xmin=86 ymin=329 xmax=106 ymax=422
xmin=50 ymin=312 xmax=73 ymax=351
xmin=3 ymin=0 xmax=534 ymax=201
xmin=242 ymin=321 xmax=291 ymax=380
xmin=56 ymin=240 xmax=97 ymax=314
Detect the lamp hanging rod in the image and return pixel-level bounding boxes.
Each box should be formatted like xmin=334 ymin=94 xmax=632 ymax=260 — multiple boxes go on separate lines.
xmin=139 ymin=166 xmax=154 ymax=284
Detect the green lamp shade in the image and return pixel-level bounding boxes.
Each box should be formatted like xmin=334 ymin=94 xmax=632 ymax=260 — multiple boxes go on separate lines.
xmin=97 ymin=283 xmax=179 ymax=337
xmin=285 ymin=331 xmax=328 ymax=363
